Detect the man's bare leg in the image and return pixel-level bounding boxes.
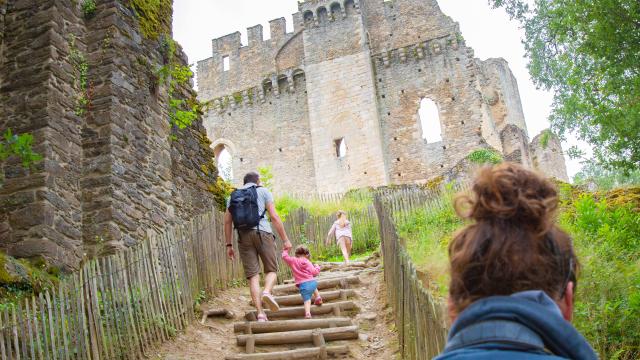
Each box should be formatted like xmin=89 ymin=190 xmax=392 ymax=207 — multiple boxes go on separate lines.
xmin=264 ymin=272 xmax=277 ymax=294
xmin=249 ymin=274 xmax=264 ymax=315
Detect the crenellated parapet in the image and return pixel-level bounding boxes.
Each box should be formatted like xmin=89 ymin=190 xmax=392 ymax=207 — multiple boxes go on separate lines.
xmin=371 ymin=31 xmax=464 ymax=68
xmin=206 ymin=67 xmax=306 ymax=113
xmin=298 ymin=0 xmax=360 ymax=27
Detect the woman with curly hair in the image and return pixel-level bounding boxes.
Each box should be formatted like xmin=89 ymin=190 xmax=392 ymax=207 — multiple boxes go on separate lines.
xmin=435 ymin=163 xmax=596 ymax=359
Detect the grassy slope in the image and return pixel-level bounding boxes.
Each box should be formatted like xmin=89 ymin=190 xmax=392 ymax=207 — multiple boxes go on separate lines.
xmin=396 ymin=186 xmax=640 ymax=360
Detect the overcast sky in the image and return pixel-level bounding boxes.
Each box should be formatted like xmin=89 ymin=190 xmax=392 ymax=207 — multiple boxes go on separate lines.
xmin=173 ymin=0 xmax=584 ymax=178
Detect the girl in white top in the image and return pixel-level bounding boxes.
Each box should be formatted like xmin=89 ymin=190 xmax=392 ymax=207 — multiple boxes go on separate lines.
xmin=326 ymin=210 xmax=353 ymax=264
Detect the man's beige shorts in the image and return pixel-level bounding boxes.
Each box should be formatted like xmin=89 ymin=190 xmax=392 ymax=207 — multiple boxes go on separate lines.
xmin=237 ymin=230 xmax=278 ymax=279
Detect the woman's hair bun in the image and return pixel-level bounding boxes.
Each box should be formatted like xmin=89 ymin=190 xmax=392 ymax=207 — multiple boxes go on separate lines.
xmin=458 ymin=163 xmax=558 ymax=235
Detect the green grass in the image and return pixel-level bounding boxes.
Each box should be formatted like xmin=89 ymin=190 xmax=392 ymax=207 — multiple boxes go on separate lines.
xmin=317 ymin=248 xmax=378 ymax=263
xmin=276 ymin=189 xmax=373 ymax=221
xmin=395 ymin=185 xmax=640 ymax=360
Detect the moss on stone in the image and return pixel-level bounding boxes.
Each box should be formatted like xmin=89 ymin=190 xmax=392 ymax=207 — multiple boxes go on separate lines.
xmin=0 ymin=252 xmax=60 ymax=303
xmin=129 ymin=0 xmax=172 ymax=40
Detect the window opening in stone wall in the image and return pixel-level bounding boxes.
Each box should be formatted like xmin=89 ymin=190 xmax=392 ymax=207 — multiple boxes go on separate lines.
xmin=223 ymin=56 xmax=230 ymax=72
xmin=330 ymin=3 xmax=342 ymax=18
xmin=214 ymin=144 xmax=233 ymax=181
xmin=303 ymin=11 xmax=314 ymax=25
xmin=344 ymin=0 xmax=355 ymax=15
xmin=418 ymin=98 xmax=442 ymax=143
xmin=317 ymin=7 xmax=328 ymax=23
xmin=278 ymin=76 xmax=288 ymax=94
xmin=335 ymin=138 xmax=347 ymax=158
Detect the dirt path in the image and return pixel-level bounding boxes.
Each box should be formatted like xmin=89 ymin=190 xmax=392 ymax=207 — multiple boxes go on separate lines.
xmin=151 ymin=254 xmax=399 ymax=359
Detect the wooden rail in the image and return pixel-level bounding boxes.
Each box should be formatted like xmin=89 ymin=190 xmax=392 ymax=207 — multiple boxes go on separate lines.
xmin=374 ymin=187 xmax=457 ymax=360
xmin=0 ymin=210 xmax=245 ymax=360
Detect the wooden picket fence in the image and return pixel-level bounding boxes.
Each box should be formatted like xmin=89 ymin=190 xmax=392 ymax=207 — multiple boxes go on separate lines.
xmin=373 ymin=184 xmax=468 ymax=360
xmin=0 ymin=210 xmax=245 ymax=360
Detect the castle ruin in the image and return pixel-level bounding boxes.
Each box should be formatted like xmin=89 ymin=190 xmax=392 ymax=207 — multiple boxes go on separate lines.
xmin=0 ymin=0 xmax=220 ymax=269
xmin=198 ymin=0 xmax=569 ymax=194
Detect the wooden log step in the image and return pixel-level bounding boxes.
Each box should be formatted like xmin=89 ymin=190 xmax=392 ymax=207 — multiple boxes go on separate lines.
xmin=236 ymin=325 xmax=358 ymax=346
xmin=273 ymin=276 xmax=360 ymax=295
xmin=224 ymin=345 xmax=350 ymax=360
xmin=245 ymin=301 xmax=359 ymax=321
xmin=251 ymin=289 xmax=356 ymax=307
xmin=234 ymin=317 xmax=352 ymax=334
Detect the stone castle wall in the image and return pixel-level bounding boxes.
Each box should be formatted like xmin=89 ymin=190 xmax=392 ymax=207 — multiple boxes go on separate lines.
xmin=0 ymin=0 xmax=218 ymax=270
xmin=198 ymin=0 xmax=568 ymax=193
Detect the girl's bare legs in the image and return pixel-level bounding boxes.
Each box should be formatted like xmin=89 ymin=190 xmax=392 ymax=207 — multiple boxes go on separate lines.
xmin=338 ymin=236 xmax=350 ymax=264
xmin=346 ymin=238 xmax=352 ymax=259
xmin=304 ymin=300 xmax=312 ymax=318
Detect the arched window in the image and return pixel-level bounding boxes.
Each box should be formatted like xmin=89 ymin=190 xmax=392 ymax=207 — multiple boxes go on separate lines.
xmin=330 ymin=2 xmax=342 ymax=18
xmin=213 ymin=144 xmax=233 ymax=181
xmin=263 ymin=79 xmax=273 ymax=95
xmin=317 ymin=7 xmax=328 ymax=23
xmin=277 ymin=76 xmax=289 ymax=94
xmin=344 ymin=0 xmax=355 ymax=16
xmin=303 ymin=11 xmax=314 ymax=25
xmin=418 ymin=98 xmax=443 ymax=143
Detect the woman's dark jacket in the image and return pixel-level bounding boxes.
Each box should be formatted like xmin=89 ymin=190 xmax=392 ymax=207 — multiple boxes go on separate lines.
xmin=434 ymin=291 xmax=597 ymax=360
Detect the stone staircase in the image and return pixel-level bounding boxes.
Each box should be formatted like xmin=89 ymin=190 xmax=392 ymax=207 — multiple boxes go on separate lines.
xmin=226 ymin=264 xmax=370 ymax=359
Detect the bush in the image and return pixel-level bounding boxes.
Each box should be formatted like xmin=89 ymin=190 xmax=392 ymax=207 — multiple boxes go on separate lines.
xmin=81 ymin=0 xmax=97 ymax=18
xmin=466 ymin=148 xmax=503 ymax=165
xmin=559 ymin=192 xmax=640 ymax=360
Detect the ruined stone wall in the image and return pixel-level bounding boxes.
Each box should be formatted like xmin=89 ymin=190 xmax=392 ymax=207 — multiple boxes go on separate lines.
xmin=198 ymin=0 xmax=568 ymax=193
xmin=0 ymin=0 xmax=218 ymax=269
xmin=531 ymin=131 xmax=569 ymax=182
xmin=203 ymin=74 xmax=317 ymax=194
xmin=303 ymin=1 xmax=388 ymax=193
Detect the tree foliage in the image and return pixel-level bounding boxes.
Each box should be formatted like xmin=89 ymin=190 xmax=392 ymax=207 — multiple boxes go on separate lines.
xmin=0 ymin=129 xmax=42 ymax=186
xmin=0 ymin=129 xmax=42 ymax=168
xmin=574 ymin=161 xmax=640 ymax=190
xmin=489 ymin=0 xmax=640 ymax=171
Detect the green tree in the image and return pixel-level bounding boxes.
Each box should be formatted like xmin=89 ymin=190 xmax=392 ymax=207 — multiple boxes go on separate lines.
xmin=489 ymin=0 xmax=640 ymax=172
xmin=0 ymin=129 xmax=42 ymax=186
xmin=257 ymin=166 xmax=274 ymax=191
xmin=574 ymin=161 xmax=640 ymax=190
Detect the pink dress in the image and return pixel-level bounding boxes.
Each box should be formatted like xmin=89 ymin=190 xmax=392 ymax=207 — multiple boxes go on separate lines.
xmin=328 ymin=220 xmax=352 ymax=243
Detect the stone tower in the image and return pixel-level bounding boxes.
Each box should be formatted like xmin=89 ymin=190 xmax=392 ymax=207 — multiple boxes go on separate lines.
xmin=197 ymin=0 xmax=569 ymax=194
xmin=0 ymin=0 xmax=220 ymax=269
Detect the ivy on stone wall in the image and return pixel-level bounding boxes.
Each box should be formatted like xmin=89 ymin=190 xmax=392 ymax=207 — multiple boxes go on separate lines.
xmin=69 ymin=36 xmax=92 ymax=116
xmin=157 ymin=37 xmax=202 ymax=131
xmin=129 ymin=0 xmax=172 ymax=40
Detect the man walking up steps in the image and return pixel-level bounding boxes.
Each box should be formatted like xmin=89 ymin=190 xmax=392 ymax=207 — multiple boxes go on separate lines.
xmin=224 ymin=171 xmax=293 ymax=322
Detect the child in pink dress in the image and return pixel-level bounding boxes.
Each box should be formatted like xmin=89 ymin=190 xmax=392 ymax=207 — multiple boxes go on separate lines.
xmin=282 ymin=245 xmax=324 ymax=319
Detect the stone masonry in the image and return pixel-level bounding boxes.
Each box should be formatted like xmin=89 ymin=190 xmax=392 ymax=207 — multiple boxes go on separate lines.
xmin=198 ymin=0 xmax=569 ymax=194
xmin=0 ymin=0 xmax=219 ymax=270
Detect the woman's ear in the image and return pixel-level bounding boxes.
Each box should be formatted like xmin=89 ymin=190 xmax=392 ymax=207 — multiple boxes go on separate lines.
xmin=557 ymin=281 xmax=574 ymax=322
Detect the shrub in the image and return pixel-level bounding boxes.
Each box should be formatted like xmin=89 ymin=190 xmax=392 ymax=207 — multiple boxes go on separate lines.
xmin=81 ymin=0 xmax=97 ymax=18
xmin=466 ymin=148 xmax=503 ymax=165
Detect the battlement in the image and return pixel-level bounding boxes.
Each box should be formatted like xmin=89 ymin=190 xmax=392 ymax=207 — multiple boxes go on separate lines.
xmin=206 ymin=67 xmax=307 ymax=113
xmin=298 ymin=0 xmax=360 ymax=26
xmin=211 ymin=17 xmax=296 ymax=56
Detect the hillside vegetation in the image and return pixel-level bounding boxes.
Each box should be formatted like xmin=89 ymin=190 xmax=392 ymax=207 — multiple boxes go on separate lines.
xmin=396 ymin=185 xmax=640 ymax=360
